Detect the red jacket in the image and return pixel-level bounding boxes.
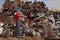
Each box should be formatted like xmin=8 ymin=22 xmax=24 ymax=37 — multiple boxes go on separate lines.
xmin=14 ymin=12 xmax=20 ymax=21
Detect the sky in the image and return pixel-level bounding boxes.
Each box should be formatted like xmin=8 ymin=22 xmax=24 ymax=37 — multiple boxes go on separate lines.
xmin=0 ymin=0 xmax=5 ymax=6
xmin=0 ymin=0 xmax=60 ymax=10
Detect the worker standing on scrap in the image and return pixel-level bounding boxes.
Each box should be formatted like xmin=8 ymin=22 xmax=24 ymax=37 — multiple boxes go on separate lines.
xmin=14 ymin=7 xmax=26 ymax=37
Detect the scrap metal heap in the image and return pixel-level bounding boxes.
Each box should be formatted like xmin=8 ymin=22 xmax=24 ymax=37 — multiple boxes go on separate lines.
xmin=0 ymin=0 xmax=60 ymax=39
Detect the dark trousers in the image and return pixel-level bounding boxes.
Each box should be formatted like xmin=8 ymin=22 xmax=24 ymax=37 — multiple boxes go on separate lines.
xmin=15 ymin=20 xmax=26 ymax=37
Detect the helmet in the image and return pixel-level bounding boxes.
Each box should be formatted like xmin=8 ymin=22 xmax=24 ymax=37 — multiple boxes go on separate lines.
xmin=14 ymin=7 xmax=21 ymax=11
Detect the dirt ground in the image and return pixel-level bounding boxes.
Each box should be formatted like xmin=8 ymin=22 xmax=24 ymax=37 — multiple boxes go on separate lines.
xmin=0 ymin=37 xmax=60 ymax=40
xmin=0 ymin=37 xmax=44 ymax=40
xmin=0 ymin=36 xmax=60 ymax=40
